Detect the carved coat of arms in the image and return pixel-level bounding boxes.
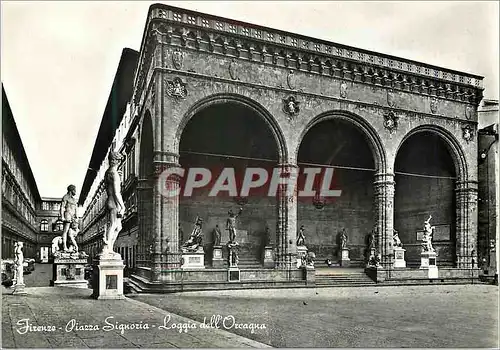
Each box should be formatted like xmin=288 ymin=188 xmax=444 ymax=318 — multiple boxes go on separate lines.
xmin=430 ymin=97 xmax=438 ymax=114
xmin=340 ymin=82 xmax=348 ymax=99
xmin=229 ymin=59 xmax=238 ymax=80
xmin=462 ymin=124 xmax=474 ymax=143
xmin=172 ymin=50 xmax=184 ymax=70
xmin=283 ymin=96 xmax=300 ymax=120
xmin=387 ymin=89 xmax=396 ymax=108
xmin=383 ymin=112 xmax=398 ymax=132
xmin=166 ymin=77 xmax=187 ymax=99
xmin=465 ymin=105 xmax=473 ymax=120
xmin=287 ymin=70 xmax=296 ymax=90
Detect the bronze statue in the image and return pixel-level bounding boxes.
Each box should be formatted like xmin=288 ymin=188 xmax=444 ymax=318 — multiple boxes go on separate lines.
xmin=340 ymin=228 xmax=348 ymax=249
xmin=60 ymin=185 xmax=78 ymax=251
xmin=213 ymin=225 xmax=221 ymax=246
xmin=102 ymin=151 xmax=126 ymax=254
xmin=297 ymin=225 xmax=306 ymax=246
xmin=226 ymin=207 xmax=243 ymax=243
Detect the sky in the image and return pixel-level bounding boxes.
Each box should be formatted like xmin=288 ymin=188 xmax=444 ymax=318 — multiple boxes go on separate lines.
xmin=1 ymin=1 xmax=498 ymax=198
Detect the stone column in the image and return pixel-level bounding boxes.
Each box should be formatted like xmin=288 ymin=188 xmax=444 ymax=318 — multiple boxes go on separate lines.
xmin=137 ymin=179 xmax=152 ymax=268
xmin=456 ymin=181 xmax=479 ymax=268
xmin=152 ymin=153 xmax=182 ymax=281
xmin=275 ymin=163 xmax=298 ymax=269
xmin=373 ymin=173 xmax=395 ymax=275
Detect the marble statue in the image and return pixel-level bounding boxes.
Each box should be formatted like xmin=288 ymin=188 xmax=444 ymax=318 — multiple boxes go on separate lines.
xmin=368 ymin=227 xmax=376 ymax=251
xmin=182 ymin=217 xmax=204 ymax=252
xmin=422 ymin=215 xmax=435 ymax=252
xmin=305 ymin=251 xmax=316 ymax=267
xmin=227 ymin=241 xmax=239 ymax=267
xmin=13 ymin=242 xmax=24 ymax=287
xmin=264 ymin=226 xmax=272 ymax=246
xmin=102 ymin=151 xmax=126 ymax=254
xmin=213 ymin=225 xmax=221 ymax=246
xmin=297 ymin=225 xmax=306 ymax=246
xmin=60 ymin=185 xmax=78 ymax=252
xmin=226 ymin=207 xmax=243 ymax=243
xmin=368 ymin=252 xmax=381 ymax=267
xmin=68 ymin=221 xmax=80 ymax=252
xmin=393 ymin=229 xmax=403 ymax=248
xmin=340 ymin=228 xmax=348 ymax=249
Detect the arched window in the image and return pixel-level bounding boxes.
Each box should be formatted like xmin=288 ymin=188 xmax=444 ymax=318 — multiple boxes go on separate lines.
xmin=53 ymin=219 xmax=64 ymax=232
xmin=40 ymin=219 xmax=49 ymax=232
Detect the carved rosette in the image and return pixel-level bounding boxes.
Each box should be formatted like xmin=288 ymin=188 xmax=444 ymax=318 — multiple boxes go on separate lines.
xmin=383 ymin=112 xmax=399 ymax=132
xmin=171 ymin=49 xmax=184 ymax=70
xmin=462 ymin=124 xmax=474 ymax=143
xmin=286 ymin=70 xmax=296 ymax=90
xmin=430 ymin=97 xmax=438 ymax=114
xmin=282 ymin=96 xmax=300 ymax=120
xmin=165 ymin=77 xmax=187 ymax=99
xmin=465 ymin=105 xmax=473 ymax=120
xmin=228 ymin=59 xmax=238 ymax=80
xmin=387 ymin=89 xmax=396 ymax=108
xmin=340 ymin=82 xmax=348 ymax=99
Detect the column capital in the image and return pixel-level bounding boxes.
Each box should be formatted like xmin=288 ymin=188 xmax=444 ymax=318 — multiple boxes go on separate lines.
xmin=455 ymin=180 xmax=478 ymax=192
xmin=153 ymin=151 xmax=180 ymax=164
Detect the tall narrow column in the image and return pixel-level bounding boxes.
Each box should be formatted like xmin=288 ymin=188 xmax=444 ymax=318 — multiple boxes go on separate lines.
xmin=373 ymin=173 xmax=395 ymax=275
xmin=275 ymin=163 xmax=298 ymax=269
xmin=456 ymin=181 xmax=479 ymax=268
xmin=136 ymin=179 xmax=153 ymax=268
xmin=152 ymin=153 xmax=182 ymax=282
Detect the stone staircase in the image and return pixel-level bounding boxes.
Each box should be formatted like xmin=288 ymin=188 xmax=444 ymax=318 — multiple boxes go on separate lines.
xmin=315 ymin=267 xmax=376 ymax=287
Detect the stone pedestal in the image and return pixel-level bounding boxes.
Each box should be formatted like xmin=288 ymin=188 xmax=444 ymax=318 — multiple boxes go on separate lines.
xmin=394 ymin=247 xmax=407 ymax=268
xmin=304 ymin=265 xmax=315 ymax=285
xmin=263 ymin=246 xmax=274 ymax=268
xmin=91 ymin=253 xmax=125 ymax=300
xmin=181 ymin=250 xmax=205 ymax=269
xmin=420 ymin=251 xmax=438 ymax=279
xmin=228 ymin=267 xmax=240 ymax=282
xmin=296 ymin=245 xmax=308 ymax=268
xmin=340 ymin=248 xmax=350 ymax=267
xmin=52 ymin=258 xmax=88 ymax=289
xmin=212 ymin=246 xmax=224 ymax=268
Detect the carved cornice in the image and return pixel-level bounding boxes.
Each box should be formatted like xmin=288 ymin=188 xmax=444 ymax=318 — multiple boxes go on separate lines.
xmin=132 ymin=4 xmax=484 ymax=108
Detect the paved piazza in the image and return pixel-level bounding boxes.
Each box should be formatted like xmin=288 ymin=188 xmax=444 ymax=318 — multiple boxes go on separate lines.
xmin=134 ymin=284 xmax=499 ymax=348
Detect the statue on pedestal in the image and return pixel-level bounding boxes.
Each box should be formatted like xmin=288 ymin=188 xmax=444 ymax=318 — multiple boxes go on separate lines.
xmin=226 ymin=207 xmax=243 ymax=243
xmin=297 ymin=225 xmax=306 ymax=246
xmin=227 ymin=241 xmax=239 ymax=267
xmin=213 ymin=225 xmax=221 ymax=246
xmin=101 ymin=151 xmax=126 ymax=255
xmin=393 ymin=229 xmax=403 ymax=248
xmin=264 ymin=226 xmax=272 ymax=246
xmin=182 ymin=217 xmax=204 ymax=252
xmin=340 ymin=228 xmax=348 ymax=249
xmin=13 ymin=242 xmax=24 ymax=287
xmin=422 ymin=216 xmax=435 ymax=253
xmin=60 ymin=185 xmax=78 ymax=252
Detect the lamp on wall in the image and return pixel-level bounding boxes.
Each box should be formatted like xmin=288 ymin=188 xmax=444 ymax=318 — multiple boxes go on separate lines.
xmin=478 ymin=123 xmax=498 ymax=164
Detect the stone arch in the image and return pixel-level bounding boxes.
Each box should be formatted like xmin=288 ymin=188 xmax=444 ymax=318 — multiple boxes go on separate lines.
xmin=139 ymin=110 xmax=154 ymax=179
xmin=174 ymin=93 xmax=288 ymax=163
xmin=394 ymin=124 xmax=468 ymax=182
xmin=295 ymin=110 xmax=387 ymax=172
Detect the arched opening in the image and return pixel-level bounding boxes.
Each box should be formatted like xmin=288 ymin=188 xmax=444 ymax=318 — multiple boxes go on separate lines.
xmin=394 ymin=132 xmax=457 ymax=266
xmin=137 ymin=111 xmax=154 ymax=266
xmin=178 ymin=101 xmax=281 ymax=267
xmin=297 ymin=117 xmax=377 ymax=266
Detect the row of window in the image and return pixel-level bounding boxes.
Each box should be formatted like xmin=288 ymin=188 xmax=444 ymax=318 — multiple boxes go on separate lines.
xmin=2 ymin=174 xmax=36 ymax=226
xmin=40 ymin=219 xmax=64 ymax=232
xmin=41 ymin=202 xmax=60 ymax=211
xmin=2 ymin=134 xmax=36 ymax=208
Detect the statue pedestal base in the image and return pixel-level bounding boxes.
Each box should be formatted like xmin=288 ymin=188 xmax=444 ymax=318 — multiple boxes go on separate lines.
xmin=420 ymin=251 xmax=438 ymax=278
xmin=52 ymin=258 xmax=89 ymax=289
xmin=394 ymin=247 xmax=407 ymax=268
xmin=212 ymin=246 xmax=224 ymax=268
xmin=296 ymin=246 xmax=308 ymax=268
xmin=91 ymin=253 xmax=125 ymax=300
xmin=228 ymin=267 xmax=240 ymax=282
xmin=263 ymin=246 xmax=274 ymax=268
xmin=181 ymin=251 xmax=205 ymax=269
xmin=304 ymin=265 xmax=315 ymax=285
xmin=12 ymin=282 xmax=27 ymax=295
xmin=341 ymin=248 xmax=350 ymax=267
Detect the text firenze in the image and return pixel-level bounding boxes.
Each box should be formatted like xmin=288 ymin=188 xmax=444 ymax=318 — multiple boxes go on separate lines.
xmin=158 ymin=167 xmax=342 ymax=200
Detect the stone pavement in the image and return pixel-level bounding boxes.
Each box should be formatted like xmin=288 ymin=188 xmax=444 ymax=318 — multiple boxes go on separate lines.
xmin=2 ymin=286 xmax=270 ymax=349
xmin=133 ymin=284 xmax=499 ymax=348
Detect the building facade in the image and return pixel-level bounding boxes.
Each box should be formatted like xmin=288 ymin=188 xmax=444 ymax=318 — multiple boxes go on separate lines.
xmin=2 ymin=85 xmax=40 ymax=260
xmin=78 ymin=4 xmax=491 ymax=291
